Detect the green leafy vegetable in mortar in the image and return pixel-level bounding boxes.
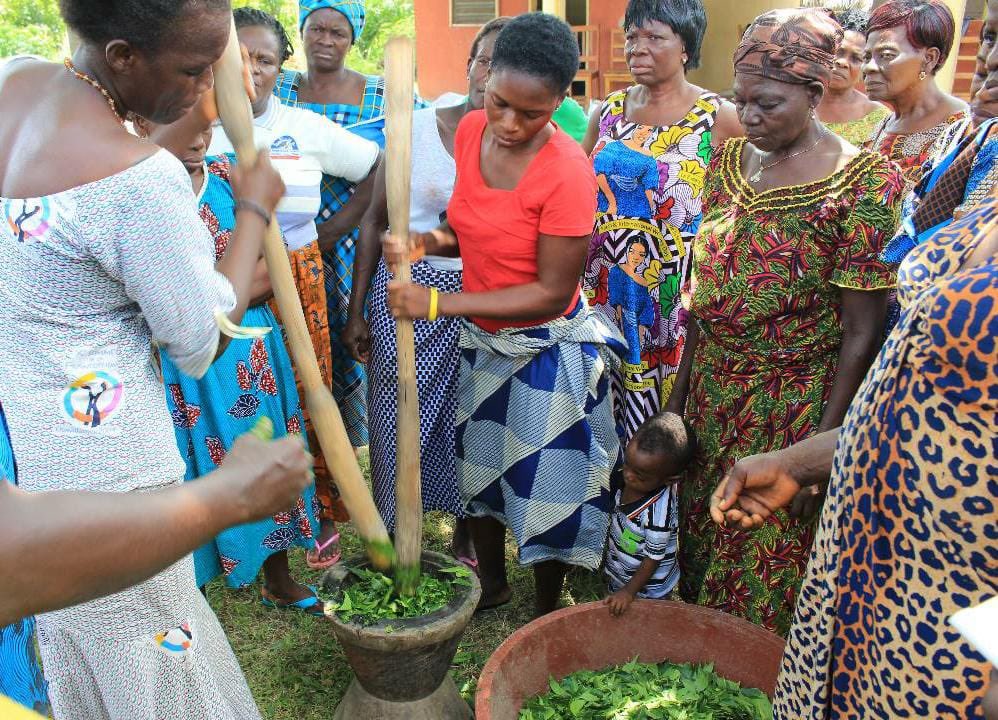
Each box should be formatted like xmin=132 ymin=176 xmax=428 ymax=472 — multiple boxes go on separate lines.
xmin=519 ymin=660 xmax=773 ymax=720
xmin=325 ymin=565 xmax=472 ymax=625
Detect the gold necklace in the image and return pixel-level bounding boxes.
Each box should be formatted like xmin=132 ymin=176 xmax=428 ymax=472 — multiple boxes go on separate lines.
xmin=64 ymin=59 xmax=126 ymax=125
xmin=750 ymin=128 xmax=828 ymax=183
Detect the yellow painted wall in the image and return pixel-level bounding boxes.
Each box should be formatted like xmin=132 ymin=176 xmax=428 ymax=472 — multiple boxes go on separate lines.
xmin=542 ymin=0 xmax=567 ymax=17
xmin=936 ymin=0 xmax=968 ymax=93
xmin=688 ymin=0 xmax=803 ymax=95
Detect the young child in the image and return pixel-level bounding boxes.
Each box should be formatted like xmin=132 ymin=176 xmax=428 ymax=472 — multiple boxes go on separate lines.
xmin=605 ymin=412 xmax=693 ymax=616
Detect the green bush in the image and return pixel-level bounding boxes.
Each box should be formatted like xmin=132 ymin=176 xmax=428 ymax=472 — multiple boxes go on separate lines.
xmin=0 ymin=0 xmax=413 ymax=74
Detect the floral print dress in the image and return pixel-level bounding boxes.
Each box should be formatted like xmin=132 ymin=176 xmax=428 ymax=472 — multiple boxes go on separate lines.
xmin=160 ymin=159 xmax=317 ymax=588
xmin=583 ymin=89 xmax=719 ymax=442
xmin=864 ymin=110 xmax=969 ymax=190
xmin=775 ymin=191 xmax=998 ymax=720
xmin=678 ymin=139 xmax=902 ymax=635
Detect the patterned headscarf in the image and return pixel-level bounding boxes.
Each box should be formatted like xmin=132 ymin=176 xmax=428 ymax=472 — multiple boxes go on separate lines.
xmin=299 ymin=0 xmax=366 ymax=43
xmin=733 ymin=8 xmax=843 ymax=87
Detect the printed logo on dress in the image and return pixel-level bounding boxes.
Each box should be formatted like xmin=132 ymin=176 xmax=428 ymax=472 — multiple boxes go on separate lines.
xmin=270 ymin=135 xmax=301 ymax=161
xmin=61 ymin=371 xmax=124 ymax=428
xmin=3 ymin=197 xmax=53 ymax=243
xmin=153 ymin=623 xmax=194 ymax=656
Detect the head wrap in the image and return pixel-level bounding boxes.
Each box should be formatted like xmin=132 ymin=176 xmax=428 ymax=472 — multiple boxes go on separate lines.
xmin=733 ymin=9 xmax=843 ymax=87
xmin=299 ymin=0 xmax=366 ymax=43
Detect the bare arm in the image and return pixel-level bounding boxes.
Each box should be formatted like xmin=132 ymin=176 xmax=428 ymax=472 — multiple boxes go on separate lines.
xmin=817 ymin=289 xmax=886 ymax=432
xmin=712 ymin=100 xmax=744 ymax=148
xmin=316 ymin=154 xmax=383 ymax=254
xmin=389 ymin=232 xmax=587 ymax=322
xmin=581 ymin=104 xmax=602 ymax=156
xmin=606 ymin=556 xmax=662 ymax=616
xmin=213 ymin=155 xmax=286 ymax=354
xmin=710 ymin=428 xmax=840 ymax=531
xmin=0 ymin=432 xmax=311 ymax=626
xmin=787 ymin=288 xmax=884 ymax=518
xmin=343 ymin=161 xmax=390 ymax=363
xmin=664 ymin=317 xmax=700 ymax=415
xmin=248 ymin=256 xmax=273 ymax=307
xmin=417 ymin=223 xmax=461 ymax=258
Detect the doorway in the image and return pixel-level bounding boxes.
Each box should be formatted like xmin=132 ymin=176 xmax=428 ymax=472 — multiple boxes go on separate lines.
xmin=528 ymin=0 xmax=588 ymax=24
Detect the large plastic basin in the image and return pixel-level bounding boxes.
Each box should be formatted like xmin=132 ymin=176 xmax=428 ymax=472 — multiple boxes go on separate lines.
xmin=476 ymin=599 xmax=786 ymax=720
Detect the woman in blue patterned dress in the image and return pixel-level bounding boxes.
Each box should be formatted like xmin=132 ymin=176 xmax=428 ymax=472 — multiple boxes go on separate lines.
xmin=134 ymin=113 xmax=322 ymax=614
xmin=274 ymin=0 xmax=424 ymax=448
xmin=0 ymin=404 xmax=49 ymax=715
xmin=582 ymin=0 xmax=741 ymax=443
xmin=275 ymin=0 xmax=424 ymax=559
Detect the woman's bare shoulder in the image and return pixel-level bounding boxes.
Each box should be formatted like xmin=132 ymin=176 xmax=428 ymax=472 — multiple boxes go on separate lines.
xmin=0 ymin=61 xmax=155 ymax=198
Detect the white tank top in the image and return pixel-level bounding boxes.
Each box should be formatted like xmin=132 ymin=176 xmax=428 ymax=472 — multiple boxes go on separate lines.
xmin=408 ymin=107 xmax=462 ymax=272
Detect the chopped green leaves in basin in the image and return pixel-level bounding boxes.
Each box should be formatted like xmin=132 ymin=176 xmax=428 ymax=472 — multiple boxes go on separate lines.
xmin=519 ymin=659 xmax=773 ymax=720
xmin=324 ymin=565 xmax=473 ymax=625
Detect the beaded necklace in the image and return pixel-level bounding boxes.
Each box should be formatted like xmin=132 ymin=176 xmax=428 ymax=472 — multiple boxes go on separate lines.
xmin=64 ymin=59 xmax=126 ymax=125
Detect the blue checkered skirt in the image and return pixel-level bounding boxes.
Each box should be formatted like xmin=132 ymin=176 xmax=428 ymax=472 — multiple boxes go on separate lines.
xmin=457 ymin=304 xmax=624 ymax=569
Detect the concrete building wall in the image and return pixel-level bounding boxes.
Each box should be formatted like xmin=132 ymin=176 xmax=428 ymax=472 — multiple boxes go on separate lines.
xmin=688 ymin=0 xmax=794 ymax=96
xmin=415 ymin=0 xmax=768 ymax=100
xmin=413 ymin=0 xmax=530 ymax=99
xmin=415 ymin=0 xmax=976 ymax=101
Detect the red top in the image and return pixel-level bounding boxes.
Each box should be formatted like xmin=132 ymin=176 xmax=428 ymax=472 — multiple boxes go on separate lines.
xmin=447 ymin=110 xmax=597 ymax=332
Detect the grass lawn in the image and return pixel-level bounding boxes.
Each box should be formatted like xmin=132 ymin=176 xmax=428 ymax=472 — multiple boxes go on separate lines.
xmin=209 ymin=449 xmax=607 ymax=719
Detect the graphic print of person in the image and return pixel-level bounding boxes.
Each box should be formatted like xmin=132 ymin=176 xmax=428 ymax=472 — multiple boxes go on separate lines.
xmin=12 ymin=201 xmax=42 ymax=243
xmin=609 ymin=238 xmax=656 ymax=366
xmin=84 ymin=381 xmax=109 ymax=427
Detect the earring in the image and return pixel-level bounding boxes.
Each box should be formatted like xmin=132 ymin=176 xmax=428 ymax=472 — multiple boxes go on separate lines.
xmin=919 ymin=70 xmax=927 ymax=80
xmin=682 ymin=53 xmax=688 ymax=64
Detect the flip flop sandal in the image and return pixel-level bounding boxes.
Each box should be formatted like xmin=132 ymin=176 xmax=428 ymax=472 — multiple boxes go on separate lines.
xmin=305 ymin=532 xmax=342 ymax=570
xmin=260 ymin=585 xmax=326 ymax=617
xmin=456 ymin=555 xmax=480 ymax=576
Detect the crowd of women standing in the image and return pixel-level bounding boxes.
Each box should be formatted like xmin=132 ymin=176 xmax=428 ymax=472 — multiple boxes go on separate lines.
xmin=0 ymin=0 xmax=994 ymax=718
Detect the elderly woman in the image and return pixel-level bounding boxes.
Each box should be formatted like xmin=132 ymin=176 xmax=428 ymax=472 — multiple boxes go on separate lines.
xmin=666 ymin=8 xmax=903 ymax=635
xmin=862 ymin=0 xmax=968 ymax=188
xmin=817 ymin=8 xmax=889 ymax=145
xmin=0 ymin=0 xmax=288 ymax=715
xmin=274 ymin=0 xmax=425 ymax=461
xmin=710 ymin=194 xmax=998 ymax=718
xmin=386 ymin=13 xmax=624 ymax=617
xmin=581 ymin=0 xmax=741 ymax=444
xmin=883 ymin=0 xmax=998 ymax=264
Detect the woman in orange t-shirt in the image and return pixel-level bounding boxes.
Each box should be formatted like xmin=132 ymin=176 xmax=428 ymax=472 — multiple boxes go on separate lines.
xmin=386 ymin=12 xmax=624 ymax=617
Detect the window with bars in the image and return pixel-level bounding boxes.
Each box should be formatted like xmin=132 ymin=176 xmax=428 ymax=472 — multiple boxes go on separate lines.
xmin=452 ymin=0 xmax=497 ymax=25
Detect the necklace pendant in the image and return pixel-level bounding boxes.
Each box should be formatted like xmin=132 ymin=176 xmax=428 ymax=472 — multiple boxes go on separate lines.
xmin=749 ymin=170 xmax=762 ymax=183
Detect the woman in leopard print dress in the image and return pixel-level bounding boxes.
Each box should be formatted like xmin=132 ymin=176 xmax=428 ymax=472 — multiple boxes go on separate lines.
xmin=712 ymin=194 xmax=998 ymax=718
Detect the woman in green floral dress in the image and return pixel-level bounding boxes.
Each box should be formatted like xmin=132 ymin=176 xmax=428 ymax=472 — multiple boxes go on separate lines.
xmin=816 ymin=8 xmax=890 ymax=146
xmin=666 ymin=9 xmax=903 ymax=635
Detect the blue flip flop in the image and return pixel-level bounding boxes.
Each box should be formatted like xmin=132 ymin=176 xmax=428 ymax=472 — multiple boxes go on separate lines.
xmin=260 ymin=584 xmax=325 ymax=617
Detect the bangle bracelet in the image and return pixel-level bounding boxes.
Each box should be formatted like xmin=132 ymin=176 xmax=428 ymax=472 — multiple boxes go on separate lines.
xmin=235 ymin=199 xmax=271 ymax=226
xmin=427 ymin=287 xmax=439 ymax=322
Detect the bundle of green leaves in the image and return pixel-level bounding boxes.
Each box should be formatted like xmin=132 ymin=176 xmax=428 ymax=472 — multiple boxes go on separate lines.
xmin=519 ymin=660 xmax=773 ymax=720
xmin=324 ymin=565 xmax=473 ymax=626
